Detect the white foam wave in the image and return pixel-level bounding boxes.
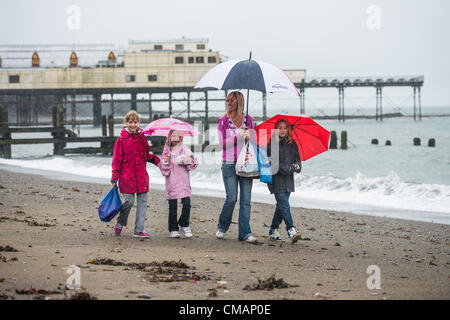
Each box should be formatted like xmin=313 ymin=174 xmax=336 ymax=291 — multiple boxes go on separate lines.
xmin=1 ymin=157 xmax=449 ymax=221
xmin=294 ymin=172 xmax=450 ymax=213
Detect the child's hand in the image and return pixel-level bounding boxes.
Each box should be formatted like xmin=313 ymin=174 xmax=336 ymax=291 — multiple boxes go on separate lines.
xmin=111 ymin=181 xmax=116 ymax=186
xmin=182 ymin=155 xmax=189 ymax=162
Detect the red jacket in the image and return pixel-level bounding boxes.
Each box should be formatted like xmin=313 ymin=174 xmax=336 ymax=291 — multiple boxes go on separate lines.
xmin=111 ymin=127 xmax=160 ymax=194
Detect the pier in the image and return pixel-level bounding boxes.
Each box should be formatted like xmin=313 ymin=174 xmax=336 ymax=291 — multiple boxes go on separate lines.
xmin=0 ymin=40 xmax=426 ymax=158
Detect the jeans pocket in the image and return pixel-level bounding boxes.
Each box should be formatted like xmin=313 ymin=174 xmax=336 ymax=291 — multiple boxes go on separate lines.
xmin=221 ymin=164 xmax=236 ymax=178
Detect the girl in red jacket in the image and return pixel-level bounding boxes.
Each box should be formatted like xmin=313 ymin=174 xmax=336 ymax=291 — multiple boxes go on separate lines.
xmin=111 ymin=111 xmax=160 ymax=238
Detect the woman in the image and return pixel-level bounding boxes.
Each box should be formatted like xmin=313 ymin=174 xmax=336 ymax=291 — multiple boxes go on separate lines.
xmin=216 ymin=91 xmax=257 ymax=242
xmin=267 ymin=119 xmax=302 ymax=243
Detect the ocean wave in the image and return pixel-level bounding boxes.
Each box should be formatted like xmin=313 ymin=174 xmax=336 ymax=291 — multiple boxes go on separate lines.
xmin=294 ymin=171 xmax=450 ymax=213
xmin=1 ymin=157 xmax=449 ymax=216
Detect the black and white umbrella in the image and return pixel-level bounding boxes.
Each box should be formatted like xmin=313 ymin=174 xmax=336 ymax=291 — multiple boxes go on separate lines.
xmin=195 ymin=52 xmax=300 ymax=120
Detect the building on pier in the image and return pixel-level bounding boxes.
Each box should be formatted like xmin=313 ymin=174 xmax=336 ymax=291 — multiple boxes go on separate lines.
xmin=0 ymin=38 xmax=221 ymax=90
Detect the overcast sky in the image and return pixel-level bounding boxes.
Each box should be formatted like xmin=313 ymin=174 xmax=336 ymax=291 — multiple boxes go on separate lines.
xmin=1 ymin=0 xmax=449 ymax=108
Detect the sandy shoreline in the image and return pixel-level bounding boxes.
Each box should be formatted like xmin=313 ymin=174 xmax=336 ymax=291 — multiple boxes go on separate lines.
xmin=0 ymin=169 xmax=449 ymax=300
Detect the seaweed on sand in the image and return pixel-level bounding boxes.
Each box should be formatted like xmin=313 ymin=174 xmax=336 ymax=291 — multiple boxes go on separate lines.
xmin=243 ymin=274 xmax=298 ymax=291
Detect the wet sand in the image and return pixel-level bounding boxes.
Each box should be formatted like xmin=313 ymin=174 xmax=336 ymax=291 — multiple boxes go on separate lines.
xmin=0 ymin=169 xmax=449 ymax=300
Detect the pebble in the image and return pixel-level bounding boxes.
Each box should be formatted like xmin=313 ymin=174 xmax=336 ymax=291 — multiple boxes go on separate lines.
xmin=138 ymin=294 xmax=151 ymax=299
xmin=223 ymin=261 xmax=230 ymax=264
xmin=341 ymin=289 xmax=351 ymax=292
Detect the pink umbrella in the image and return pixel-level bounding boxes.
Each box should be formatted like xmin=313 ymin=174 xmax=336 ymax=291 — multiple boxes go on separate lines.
xmin=143 ymin=118 xmax=200 ymax=137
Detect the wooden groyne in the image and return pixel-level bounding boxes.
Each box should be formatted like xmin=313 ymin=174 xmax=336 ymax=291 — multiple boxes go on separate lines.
xmin=0 ymin=105 xmax=117 ymax=159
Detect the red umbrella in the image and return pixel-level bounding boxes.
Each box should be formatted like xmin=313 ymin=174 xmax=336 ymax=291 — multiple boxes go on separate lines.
xmin=255 ymin=114 xmax=330 ymax=161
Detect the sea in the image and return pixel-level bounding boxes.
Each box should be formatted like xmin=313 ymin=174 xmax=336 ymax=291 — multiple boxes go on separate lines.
xmin=1 ymin=105 xmax=449 ymax=225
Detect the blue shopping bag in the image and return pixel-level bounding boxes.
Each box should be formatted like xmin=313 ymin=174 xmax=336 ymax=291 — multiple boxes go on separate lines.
xmin=98 ymin=185 xmax=122 ymax=222
xmin=256 ymin=144 xmax=273 ymax=184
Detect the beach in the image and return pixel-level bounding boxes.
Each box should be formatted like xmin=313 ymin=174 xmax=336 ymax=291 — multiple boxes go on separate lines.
xmin=0 ymin=169 xmax=449 ymax=300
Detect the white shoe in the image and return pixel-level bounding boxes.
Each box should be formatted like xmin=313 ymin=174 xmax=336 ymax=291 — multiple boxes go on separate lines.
xmin=216 ymin=230 xmax=225 ymax=239
xmin=245 ymin=235 xmax=257 ymax=243
xmin=180 ymin=227 xmax=192 ymax=238
xmin=170 ymin=231 xmax=180 ymax=238
xmin=287 ymin=227 xmax=301 ymax=243
xmin=269 ymin=229 xmax=284 ymax=241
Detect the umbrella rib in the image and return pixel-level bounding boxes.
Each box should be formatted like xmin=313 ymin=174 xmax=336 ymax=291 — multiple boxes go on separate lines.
xmin=295 ymin=126 xmax=325 ymax=143
xmin=292 ymin=126 xmax=305 ymax=160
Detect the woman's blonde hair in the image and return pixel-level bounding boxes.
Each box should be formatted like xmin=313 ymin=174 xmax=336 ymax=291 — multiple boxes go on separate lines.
xmin=125 ymin=110 xmax=140 ymax=122
xmin=225 ymin=91 xmax=245 ymax=118
xmin=274 ymin=119 xmax=293 ymax=144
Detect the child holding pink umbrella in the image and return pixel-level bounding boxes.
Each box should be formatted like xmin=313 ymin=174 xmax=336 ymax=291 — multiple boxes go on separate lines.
xmin=158 ymin=129 xmax=199 ymax=238
xmin=144 ymin=119 xmax=199 ymax=238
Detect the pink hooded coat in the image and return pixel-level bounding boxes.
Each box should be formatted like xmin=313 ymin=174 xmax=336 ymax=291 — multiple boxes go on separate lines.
xmin=158 ymin=143 xmax=198 ymax=200
xmin=111 ymin=127 xmax=160 ymax=194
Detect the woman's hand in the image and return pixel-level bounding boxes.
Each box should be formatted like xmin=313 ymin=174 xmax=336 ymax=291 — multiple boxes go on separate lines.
xmin=239 ymin=128 xmax=250 ymax=139
xmin=164 ymin=156 xmax=170 ymax=163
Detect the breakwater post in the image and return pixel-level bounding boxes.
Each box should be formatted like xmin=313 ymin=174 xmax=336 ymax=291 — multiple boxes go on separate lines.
xmin=0 ymin=105 xmax=11 ymax=159
xmin=340 ymin=131 xmax=347 ymax=150
xmin=52 ymin=105 xmax=65 ymax=156
xmin=329 ymin=131 xmax=337 ymax=149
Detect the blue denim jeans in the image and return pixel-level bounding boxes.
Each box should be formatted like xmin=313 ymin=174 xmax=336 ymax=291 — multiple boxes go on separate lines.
xmin=217 ymin=162 xmax=253 ymax=240
xmin=270 ymin=192 xmax=295 ymax=233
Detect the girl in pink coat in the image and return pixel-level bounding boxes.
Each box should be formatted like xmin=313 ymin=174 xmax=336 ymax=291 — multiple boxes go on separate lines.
xmin=111 ymin=111 xmax=160 ymax=238
xmin=159 ymin=130 xmax=198 ymax=238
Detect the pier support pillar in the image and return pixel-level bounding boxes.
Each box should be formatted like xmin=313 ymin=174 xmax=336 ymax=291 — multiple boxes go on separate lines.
xmin=187 ymin=91 xmax=191 ymax=122
xmin=299 ymin=87 xmax=305 ymax=114
xmin=148 ymin=92 xmax=152 ymax=121
xmin=169 ymin=92 xmax=172 ymax=117
xmin=93 ymin=93 xmax=102 ymax=127
xmin=204 ymin=91 xmax=209 ymax=147
xmin=131 ymin=92 xmax=137 ymax=111
xmin=338 ymin=87 xmax=345 ymax=122
xmin=418 ymin=86 xmax=422 ymax=121
xmin=71 ymin=94 xmax=76 ymax=130
xmin=376 ymin=86 xmax=383 ymax=121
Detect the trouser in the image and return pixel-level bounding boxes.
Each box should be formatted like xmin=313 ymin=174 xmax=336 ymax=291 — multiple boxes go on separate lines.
xmin=270 ymin=192 xmax=295 ymax=233
xmin=117 ymin=192 xmax=147 ymax=233
xmin=217 ymin=162 xmax=253 ymax=241
xmin=168 ymin=197 xmax=191 ymax=232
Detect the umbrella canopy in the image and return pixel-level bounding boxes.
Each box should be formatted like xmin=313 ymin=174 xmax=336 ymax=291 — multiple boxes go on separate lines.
xmin=255 ymin=114 xmax=330 ymax=161
xmin=195 ymin=58 xmax=300 ymax=96
xmin=143 ymin=118 xmax=199 ymax=137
